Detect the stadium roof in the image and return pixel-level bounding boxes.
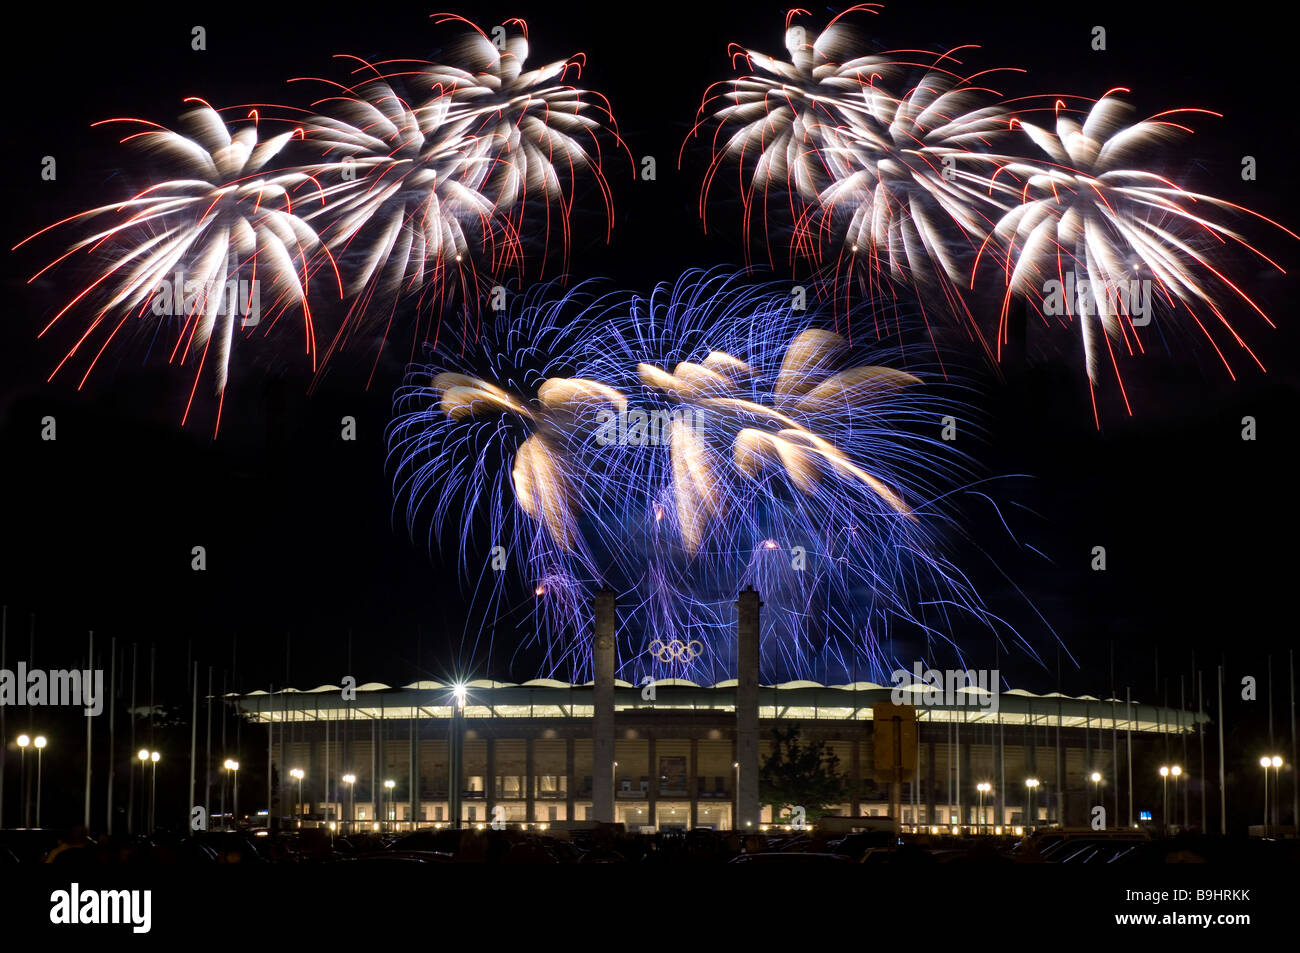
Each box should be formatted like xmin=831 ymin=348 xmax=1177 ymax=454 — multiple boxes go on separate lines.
xmin=229 ymin=679 xmax=1205 ymax=734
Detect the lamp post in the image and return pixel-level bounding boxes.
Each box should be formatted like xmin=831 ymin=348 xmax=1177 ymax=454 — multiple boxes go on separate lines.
xmin=1170 ymin=766 xmax=1182 ymax=830
xmin=342 ymin=774 xmax=356 ymax=831
xmin=1159 ymin=766 xmax=1180 ymax=835
xmin=1270 ymin=756 xmax=1283 ymax=830
xmin=290 ymin=768 xmax=305 ymax=822
xmin=1260 ymin=756 xmax=1282 ymax=835
xmin=34 ymin=737 xmax=47 ymax=828
xmin=1259 ymin=756 xmax=1271 ymax=836
xmin=977 ymin=782 xmax=991 ymax=833
xmin=17 ymin=735 xmax=30 ymax=828
xmin=223 ymin=759 xmax=240 ymax=831
xmin=1024 ymin=778 xmax=1039 ymax=829
xmin=383 ymin=779 xmax=396 ymax=826
xmin=149 ymin=751 xmax=160 ymax=832
xmin=137 ymin=749 xmax=150 ymax=832
xmin=1089 ymin=771 xmax=1102 ymax=827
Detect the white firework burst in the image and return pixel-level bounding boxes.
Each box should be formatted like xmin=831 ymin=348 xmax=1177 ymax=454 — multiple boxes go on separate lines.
xmin=422 ymin=19 xmax=615 ymax=237
xmin=295 ymin=19 xmax=619 ymax=359
xmin=700 ymin=14 xmax=904 ymax=253
xmin=301 ymin=77 xmax=500 ymax=336
xmin=698 ymin=10 xmax=1016 ymax=334
xmin=22 ymin=102 xmax=324 ymax=418
xmin=984 ymin=91 xmax=1293 ymax=390
xmin=818 ymin=72 xmax=1011 ymax=287
xmin=18 ymin=18 xmax=623 ymax=425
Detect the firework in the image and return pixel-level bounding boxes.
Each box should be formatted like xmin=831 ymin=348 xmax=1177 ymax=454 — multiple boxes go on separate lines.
xmin=693 ymin=7 xmax=1015 ymax=331
xmin=386 ymin=279 xmax=625 ymax=668
xmin=390 ymin=269 xmax=1044 ymax=683
xmin=691 ymin=9 xmax=1294 ymax=414
xmin=633 ymin=327 xmax=918 ymax=553
xmin=298 ymin=77 xmax=500 ymax=363
xmin=16 ymin=102 xmax=325 ymax=427
xmin=980 ymin=92 xmax=1296 ymax=411
xmin=17 ymin=17 xmax=622 ymax=424
xmin=298 ymin=18 xmax=621 ymax=370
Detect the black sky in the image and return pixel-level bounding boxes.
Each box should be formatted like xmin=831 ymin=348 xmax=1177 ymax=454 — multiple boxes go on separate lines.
xmin=2 ymin=1 xmax=1296 ymax=709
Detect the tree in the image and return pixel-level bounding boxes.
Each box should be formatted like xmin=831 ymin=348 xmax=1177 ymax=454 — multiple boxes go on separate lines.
xmin=759 ymin=724 xmax=848 ymax=822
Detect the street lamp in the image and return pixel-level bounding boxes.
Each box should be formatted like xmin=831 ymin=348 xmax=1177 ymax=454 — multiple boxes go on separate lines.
xmin=17 ymin=735 xmax=30 ymax=827
xmin=1024 ymin=778 xmax=1040 ymax=829
xmin=1088 ymin=769 xmax=1101 ymax=815
xmin=149 ymin=751 xmax=160 ymax=831
xmin=290 ymin=768 xmax=305 ymax=821
xmin=34 ymin=736 xmax=47 ymax=828
xmin=1159 ymin=766 xmax=1180 ymax=834
xmin=137 ymin=748 xmax=150 ymax=832
xmin=223 ymin=759 xmax=240 ymax=831
xmin=342 ymin=773 xmax=356 ymax=830
xmin=1260 ymin=756 xmax=1282 ymax=835
xmin=383 ymin=779 xmax=396 ymax=825
xmin=1260 ymin=756 xmax=1271 ymax=835
xmin=1172 ymin=766 xmax=1183 ymax=828
xmin=977 ymin=782 xmax=992 ymax=833
xmin=1271 ymin=757 xmax=1283 ymax=830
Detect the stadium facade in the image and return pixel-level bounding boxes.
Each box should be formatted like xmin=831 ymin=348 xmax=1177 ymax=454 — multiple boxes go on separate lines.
xmin=231 ymin=592 xmax=1207 ymax=832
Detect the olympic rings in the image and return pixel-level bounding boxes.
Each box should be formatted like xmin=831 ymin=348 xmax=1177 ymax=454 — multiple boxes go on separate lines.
xmin=647 ymin=639 xmax=705 ymax=662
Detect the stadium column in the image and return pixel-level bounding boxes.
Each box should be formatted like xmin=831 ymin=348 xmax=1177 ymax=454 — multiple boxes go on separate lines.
xmin=408 ymin=709 xmax=417 ymax=831
xmin=449 ymin=702 xmax=463 ymax=828
xmin=647 ymin=733 xmax=657 ymax=829
xmin=926 ymin=740 xmax=937 ymax=823
xmin=565 ymin=737 xmax=575 ymax=822
xmin=851 ymin=737 xmax=861 ymax=816
xmin=486 ymin=736 xmax=496 ymax=826
xmin=592 ymin=588 xmax=617 ymax=823
xmin=689 ymin=737 xmax=699 ymax=829
xmin=736 ymin=586 xmax=761 ymax=831
xmin=525 ymin=736 xmax=536 ymax=824
xmin=960 ymin=727 xmax=972 ymax=827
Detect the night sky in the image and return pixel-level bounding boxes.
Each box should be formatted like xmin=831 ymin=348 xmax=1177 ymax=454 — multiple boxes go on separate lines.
xmin=2 ymin=1 xmax=1295 ymax=717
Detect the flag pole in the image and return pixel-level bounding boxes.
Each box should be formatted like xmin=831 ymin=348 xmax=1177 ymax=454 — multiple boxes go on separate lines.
xmin=189 ymin=661 xmax=198 ymax=834
xmin=1217 ymin=662 xmax=1227 ymax=834
xmin=107 ymin=637 xmax=117 ymax=834
xmin=84 ymin=631 xmax=94 ymax=829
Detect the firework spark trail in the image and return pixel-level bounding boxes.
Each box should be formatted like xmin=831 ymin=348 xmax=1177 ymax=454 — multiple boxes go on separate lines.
xmin=690 ymin=7 xmax=1021 ymax=341
xmin=295 ymin=75 xmax=502 ymax=378
xmin=977 ymin=92 xmax=1297 ymax=418
xmin=16 ymin=17 xmax=623 ymax=425
xmin=574 ymin=270 xmax=1010 ymax=682
xmin=690 ymin=8 xmax=1294 ymax=415
xmin=293 ymin=20 xmax=624 ymax=376
xmin=15 ymin=103 xmax=327 ymax=432
xmin=386 ymin=278 xmax=623 ymax=674
xmin=389 ymin=268 xmax=1056 ymax=683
